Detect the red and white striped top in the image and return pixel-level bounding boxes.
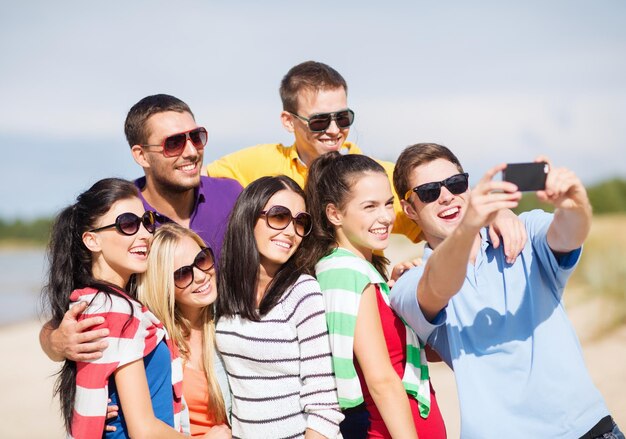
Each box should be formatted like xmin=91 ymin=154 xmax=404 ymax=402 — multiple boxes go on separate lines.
xmin=68 ymin=287 xmax=185 ymax=438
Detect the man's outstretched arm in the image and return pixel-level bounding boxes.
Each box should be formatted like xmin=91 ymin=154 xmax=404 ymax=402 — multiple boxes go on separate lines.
xmin=537 ymin=157 xmax=592 ymax=253
xmin=416 ymin=164 xmax=521 ymax=320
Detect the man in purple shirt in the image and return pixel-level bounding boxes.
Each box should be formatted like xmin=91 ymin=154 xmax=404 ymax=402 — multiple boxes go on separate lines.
xmin=40 ymin=94 xmax=242 ymax=362
xmin=125 ymin=94 xmax=241 ymax=258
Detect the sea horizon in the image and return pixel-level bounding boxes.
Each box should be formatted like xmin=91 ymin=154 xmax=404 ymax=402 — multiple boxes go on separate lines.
xmin=0 ymin=248 xmax=46 ymax=326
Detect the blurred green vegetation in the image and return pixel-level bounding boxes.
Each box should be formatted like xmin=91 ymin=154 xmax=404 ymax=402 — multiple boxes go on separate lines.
xmin=587 ymin=178 xmax=626 ymax=213
xmin=509 ymin=178 xmax=626 ymax=327
xmin=1 ymin=178 xmax=625 ymax=246
xmin=513 ymin=177 xmax=626 ymax=215
xmin=0 ymin=217 xmax=53 ymax=246
xmin=569 ymin=214 xmax=626 ymax=328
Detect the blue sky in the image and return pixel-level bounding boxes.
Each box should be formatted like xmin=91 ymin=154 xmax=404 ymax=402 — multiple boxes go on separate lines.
xmin=1 ymin=1 xmax=625 ymax=218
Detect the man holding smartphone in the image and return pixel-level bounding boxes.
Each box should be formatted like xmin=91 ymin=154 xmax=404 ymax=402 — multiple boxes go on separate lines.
xmin=390 ymin=143 xmax=622 ymax=438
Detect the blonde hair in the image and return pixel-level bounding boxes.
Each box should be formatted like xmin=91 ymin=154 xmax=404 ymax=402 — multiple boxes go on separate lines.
xmin=137 ymin=223 xmax=227 ymax=424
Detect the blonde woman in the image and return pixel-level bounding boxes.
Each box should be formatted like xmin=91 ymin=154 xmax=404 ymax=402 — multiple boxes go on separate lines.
xmin=138 ymin=223 xmax=231 ymax=438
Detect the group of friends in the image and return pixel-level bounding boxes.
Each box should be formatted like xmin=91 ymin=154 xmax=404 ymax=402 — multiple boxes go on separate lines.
xmin=39 ymin=61 xmax=622 ymax=439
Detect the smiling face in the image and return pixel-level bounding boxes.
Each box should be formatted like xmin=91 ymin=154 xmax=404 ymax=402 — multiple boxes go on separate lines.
xmin=137 ymin=110 xmax=203 ymax=194
xmin=254 ymin=189 xmax=306 ymax=276
xmin=402 ymin=158 xmax=470 ymax=248
xmin=282 ymin=87 xmax=350 ymax=166
xmin=84 ymin=197 xmax=151 ymax=288
xmin=172 ymin=235 xmax=217 ymax=317
xmin=331 ymin=171 xmax=395 ymax=261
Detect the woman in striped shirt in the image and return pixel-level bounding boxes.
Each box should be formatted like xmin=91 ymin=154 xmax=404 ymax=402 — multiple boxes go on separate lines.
xmin=41 ymin=178 xmax=197 ymax=439
xmin=299 ymin=153 xmax=446 ymax=439
xmin=215 ymin=175 xmax=344 ymax=439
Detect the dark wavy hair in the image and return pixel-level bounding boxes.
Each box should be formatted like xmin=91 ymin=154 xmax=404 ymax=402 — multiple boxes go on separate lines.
xmin=298 ymin=152 xmax=390 ymax=279
xmin=41 ymin=177 xmax=140 ymax=432
xmin=216 ymin=175 xmax=308 ymax=321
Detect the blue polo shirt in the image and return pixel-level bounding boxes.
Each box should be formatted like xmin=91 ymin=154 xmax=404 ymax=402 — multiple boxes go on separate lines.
xmin=391 ymin=210 xmax=609 ymax=438
xmin=135 ymin=176 xmax=241 ymax=260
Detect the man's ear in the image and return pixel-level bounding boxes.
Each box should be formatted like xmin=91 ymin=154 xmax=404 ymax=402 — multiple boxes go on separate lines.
xmin=82 ymin=231 xmax=101 ymax=253
xmin=401 ymin=199 xmax=420 ymax=223
xmin=325 ymin=203 xmax=343 ymax=227
xmin=280 ymin=111 xmax=296 ymax=134
xmin=131 ymin=144 xmax=150 ymax=168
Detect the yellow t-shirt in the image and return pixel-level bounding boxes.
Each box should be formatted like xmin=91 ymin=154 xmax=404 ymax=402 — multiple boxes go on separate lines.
xmin=206 ymin=142 xmax=421 ymax=242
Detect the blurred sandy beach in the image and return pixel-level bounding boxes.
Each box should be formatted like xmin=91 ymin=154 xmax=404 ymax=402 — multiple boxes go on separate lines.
xmin=1 ymin=317 xmax=624 ymax=438
xmin=1 ymin=234 xmax=624 ymax=438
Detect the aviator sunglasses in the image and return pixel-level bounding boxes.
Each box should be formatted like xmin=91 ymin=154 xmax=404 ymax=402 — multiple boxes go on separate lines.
xmin=404 ymin=173 xmax=470 ymax=203
xmin=173 ymin=247 xmax=215 ymax=289
xmin=89 ymin=211 xmax=157 ymax=235
xmin=259 ymin=205 xmax=313 ymax=237
xmin=142 ymin=127 xmax=208 ymax=157
xmin=289 ymin=109 xmax=355 ymax=132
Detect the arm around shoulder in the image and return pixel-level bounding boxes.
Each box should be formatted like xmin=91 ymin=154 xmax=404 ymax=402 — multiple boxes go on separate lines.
xmin=40 ymin=301 xmax=110 ymax=362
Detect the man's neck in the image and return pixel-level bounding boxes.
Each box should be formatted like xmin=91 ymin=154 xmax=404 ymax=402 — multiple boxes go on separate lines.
xmin=294 ymin=141 xmax=351 ymax=167
xmin=141 ymin=179 xmax=196 ymax=227
xmin=294 ymin=146 xmax=315 ymax=168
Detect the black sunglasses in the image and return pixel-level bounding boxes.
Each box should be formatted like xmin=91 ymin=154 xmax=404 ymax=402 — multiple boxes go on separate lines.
xmin=142 ymin=127 xmax=208 ymax=157
xmin=289 ymin=109 xmax=355 ymax=132
xmin=173 ymin=247 xmax=215 ymax=289
xmin=89 ymin=211 xmax=157 ymax=235
xmin=259 ymin=205 xmax=313 ymax=237
xmin=405 ymin=173 xmax=470 ymax=203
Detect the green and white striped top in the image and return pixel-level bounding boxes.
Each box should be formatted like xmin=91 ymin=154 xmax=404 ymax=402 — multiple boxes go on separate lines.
xmin=315 ymin=247 xmax=431 ymax=418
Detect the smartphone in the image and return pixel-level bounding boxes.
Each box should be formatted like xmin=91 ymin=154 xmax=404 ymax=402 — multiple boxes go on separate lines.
xmin=502 ymin=162 xmax=549 ymax=191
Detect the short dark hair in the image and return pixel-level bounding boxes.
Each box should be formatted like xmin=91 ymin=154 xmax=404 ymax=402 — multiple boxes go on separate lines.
xmin=216 ymin=175 xmax=308 ymax=321
xmin=279 ymin=61 xmax=348 ymax=114
xmin=124 ymin=94 xmax=194 ymax=147
xmin=393 ymin=143 xmax=464 ymax=202
xmin=298 ymin=152 xmax=390 ymax=279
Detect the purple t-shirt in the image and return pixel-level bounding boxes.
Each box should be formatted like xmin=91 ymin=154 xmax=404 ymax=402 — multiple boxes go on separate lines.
xmin=134 ymin=176 xmax=241 ymax=260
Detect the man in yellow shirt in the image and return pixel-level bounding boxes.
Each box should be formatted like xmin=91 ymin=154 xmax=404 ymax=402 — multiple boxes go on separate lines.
xmin=206 ymin=61 xmax=421 ymax=241
xmin=206 ymin=61 xmax=525 ymax=257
